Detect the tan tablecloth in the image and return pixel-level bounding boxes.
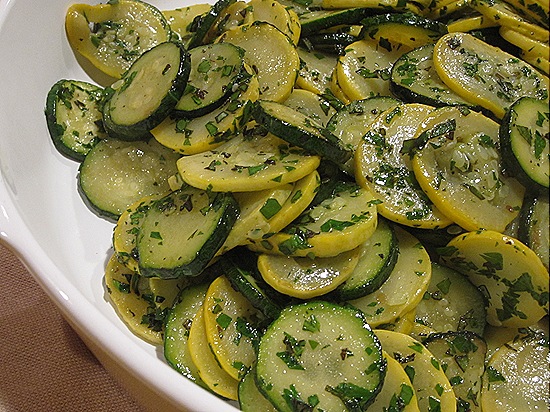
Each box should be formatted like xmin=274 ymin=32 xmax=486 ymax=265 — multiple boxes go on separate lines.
xmin=0 ymin=243 xmax=146 ymax=412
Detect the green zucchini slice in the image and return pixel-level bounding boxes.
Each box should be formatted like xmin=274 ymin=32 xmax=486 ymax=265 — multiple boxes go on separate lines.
xmin=45 ymin=79 xmax=106 ymax=161
xmin=390 ymin=44 xmax=481 ymax=110
xmin=224 ymin=253 xmax=283 ymax=321
xmin=299 ymin=8 xmax=375 ymax=37
xmin=186 ymin=0 xmax=237 ymax=48
xmin=103 ymin=42 xmax=191 ymax=140
xmin=414 ymin=262 xmax=487 ymax=336
xmin=360 ymin=12 xmax=448 ymax=49
xmin=500 ymin=96 xmax=549 ymax=191
xmin=301 ymin=32 xmax=359 ymax=56
xmin=518 ymin=194 xmax=549 ymax=270
xmin=174 ymin=42 xmax=246 ymax=118
xmin=164 ymin=282 xmax=210 ymax=388
xmin=136 ymin=187 xmax=239 ymax=278
xmin=253 ymin=99 xmax=352 ymax=166
xmin=239 ymin=368 xmax=277 ymax=412
xmin=151 ymin=67 xmax=258 ymax=155
xmin=79 ymin=138 xmax=180 ymax=219
xmin=331 ymin=217 xmax=398 ymax=301
xmin=423 ymin=331 xmax=487 ymax=411
xmin=256 ymin=301 xmax=386 ymax=412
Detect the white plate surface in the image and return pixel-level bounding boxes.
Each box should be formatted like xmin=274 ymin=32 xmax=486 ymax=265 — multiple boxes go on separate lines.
xmin=0 ymin=0 xmax=237 ymax=410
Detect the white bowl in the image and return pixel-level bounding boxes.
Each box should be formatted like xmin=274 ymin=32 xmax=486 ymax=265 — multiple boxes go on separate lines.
xmin=0 ymin=0 xmax=237 ymax=410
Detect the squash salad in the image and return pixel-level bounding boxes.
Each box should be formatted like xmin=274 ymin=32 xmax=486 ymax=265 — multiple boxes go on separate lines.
xmin=46 ymin=0 xmax=549 ymax=409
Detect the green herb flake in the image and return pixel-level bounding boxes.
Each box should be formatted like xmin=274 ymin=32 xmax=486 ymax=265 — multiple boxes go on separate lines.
xmin=260 ymin=198 xmax=282 ymax=220
xmin=409 ymin=342 xmax=424 ymax=353
xmin=276 ymin=333 xmax=306 ymax=370
xmin=150 ymin=231 xmax=162 ymax=240
xmin=486 ymin=365 xmax=506 ymax=383
xmin=325 ymin=382 xmax=376 ymax=410
xmin=302 ymin=314 xmax=320 ymax=333
xmin=216 ymin=313 xmax=232 ymax=330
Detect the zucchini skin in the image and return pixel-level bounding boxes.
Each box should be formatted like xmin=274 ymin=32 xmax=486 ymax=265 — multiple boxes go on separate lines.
xmin=45 ymin=79 xmax=106 ymax=161
xmin=252 ymin=100 xmax=352 ymax=166
xmin=138 ymin=191 xmax=240 ymax=279
xmin=187 ymin=0 xmax=237 ymax=49
xmin=499 ymin=96 xmax=549 ymax=192
xmin=103 ymin=42 xmax=191 ymax=140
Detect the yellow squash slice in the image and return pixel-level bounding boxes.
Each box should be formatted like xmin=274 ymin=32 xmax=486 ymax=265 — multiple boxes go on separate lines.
xmin=257 ymin=247 xmax=361 ymax=298
xmin=188 ymin=302 xmax=239 ymax=400
xmin=481 ymin=327 xmax=550 ymax=411
xmin=412 ymin=105 xmax=525 ymax=232
xmin=65 ymin=0 xmax=171 ymax=79
xmin=472 ymin=0 xmax=549 ymax=42
xmin=219 ymin=184 xmax=294 ymax=254
xmin=104 ymin=254 xmax=162 ymax=345
xmin=440 ymin=230 xmax=549 ymax=328
xmin=246 ymin=0 xmax=301 ymax=45
xmin=348 ymin=226 xmax=431 ymax=327
xmin=375 ymin=330 xmax=457 ymax=412
xmin=203 ymin=275 xmax=262 ymax=381
xmin=217 ymin=21 xmax=300 ymax=102
xmin=355 ymin=103 xmax=453 ymax=229
xmin=433 ymin=32 xmax=549 ymax=119
xmin=163 ymin=4 xmax=211 ymax=46
xmin=296 ymin=47 xmax=337 ymax=95
xmin=176 ymin=131 xmax=320 ymax=192
xmin=248 ymin=183 xmax=378 ymax=258
xmin=264 ymin=170 xmax=320 ymax=235
xmin=368 ymin=352 xmax=420 ymax=411
xmin=337 ymin=38 xmax=408 ymax=101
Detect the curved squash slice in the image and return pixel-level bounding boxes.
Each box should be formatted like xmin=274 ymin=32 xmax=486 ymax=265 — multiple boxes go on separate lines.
xmin=219 ymin=184 xmax=294 ymax=254
xmin=348 ymin=226 xmax=431 ymax=327
xmin=375 ymin=330 xmax=457 ymax=412
xmin=104 ymin=254 xmax=162 ymax=345
xmin=368 ymin=352 xmax=420 ymax=411
xmin=188 ymin=302 xmax=239 ymax=400
xmin=481 ymin=326 xmax=549 ymax=411
xmin=355 ymin=103 xmax=453 ymax=229
xmin=337 ymin=38 xmax=407 ymax=101
xmin=248 ymin=182 xmax=378 ymax=258
xmin=203 ymin=275 xmax=262 ymax=380
xmin=433 ymin=32 xmax=549 ymax=119
xmin=257 ymin=247 xmax=360 ymax=298
xmin=411 ymin=105 xmax=525 ymax=232
xmin=439 ymin=230 xmax=549 ymax=328
xmin=176 ymin=131 xmax=320 ymax=192
xmin=151 ymin=67 xmax=259 ymax=155
xmin=65 ymin=0 xmax=171 ymax=79
xmin=216 ymin=21 xmax=300 ymax=102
